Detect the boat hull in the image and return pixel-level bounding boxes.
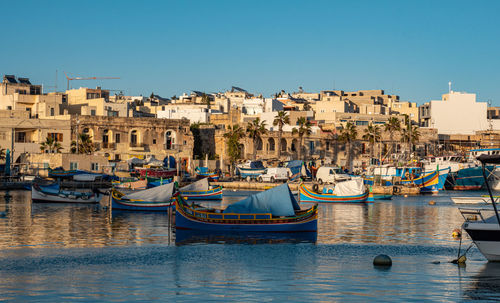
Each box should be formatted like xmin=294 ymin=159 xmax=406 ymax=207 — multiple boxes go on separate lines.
xmin=463 ymin=222 xmax=500 ymax=261
xmin=175 ymin=196 xmax=318 ymax=232
xmin=298 ymin=184 xmax=373 ymax=203
xmin=111 ymin=191 xmax=174 ymax=211
xmin=447 ymin=166 xmax=494 ymax=190
xmin=180 ymin=186 xmax=223 ymax=200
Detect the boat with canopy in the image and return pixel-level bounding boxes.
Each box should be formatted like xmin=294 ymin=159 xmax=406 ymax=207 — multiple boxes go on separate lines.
xmin=111 ymin=182 xmax=175 ymax=211
xmin=175 ymin=183 xmax=317 ymax=232
xmin=179 ymin=178 xmax=222 ymax=200
xmin=31 ymin=182 xmax=102 ymax=204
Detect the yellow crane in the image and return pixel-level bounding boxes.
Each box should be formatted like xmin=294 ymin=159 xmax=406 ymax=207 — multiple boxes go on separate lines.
xmin=64 ymin=72 xmax=120 ymax=90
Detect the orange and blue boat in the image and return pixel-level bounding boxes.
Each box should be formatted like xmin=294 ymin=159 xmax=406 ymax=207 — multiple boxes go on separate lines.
xmin=299 ymin=179 xmax=374 ymax=203
xmin=401 ymin=169 xmax=440 ymax=194
xmin=195 ymin=167 xmax=220 ymax=181
xmin=175 ymin=183 xmax=318 ymax=232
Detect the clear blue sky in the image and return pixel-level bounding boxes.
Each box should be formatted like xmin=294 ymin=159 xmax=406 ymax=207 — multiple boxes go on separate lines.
xmin=2 ymin=0 xmax=500 ymax=105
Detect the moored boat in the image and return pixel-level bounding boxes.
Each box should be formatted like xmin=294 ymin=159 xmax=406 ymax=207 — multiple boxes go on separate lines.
xmin=195 ymin=167 xmax=220 ymax=181
xmin=452 ymin=197 xmax=492 ymax=204
xmin=134 ymin=167 xmax=176 ymax=178
xmin=461 ymin=154 xmax=500 ymax=261
xmin=180 ymin=178 xmax=222 ymax=200
xmin=31 ymin=182 xmax=102 ymax=204
xmin=299 ymin=178 xmax=373 ymax=203
xmin=175 ymin=183 xmax=318 ymax=232
xmin=236 ymin=160 xmax=266 ymax=181
xmin=111 ymin=182 xmax=175 ymax=211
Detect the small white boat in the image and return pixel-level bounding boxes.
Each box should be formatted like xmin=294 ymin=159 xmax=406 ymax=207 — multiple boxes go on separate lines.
xmin=452 ymin=197 xmax=492 ymax=204
xmin=32 ymin=183 xmax=102 ymax=204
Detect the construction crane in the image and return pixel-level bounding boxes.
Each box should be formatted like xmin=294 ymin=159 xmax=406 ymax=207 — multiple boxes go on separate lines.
xmin=64 ymin=72 xmax=120 ymax=90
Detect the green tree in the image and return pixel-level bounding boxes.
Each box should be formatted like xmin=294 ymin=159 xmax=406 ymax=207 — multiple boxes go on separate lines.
xmin=338 ymin=122 xmax=358 ymax=172
xmin=292 ymin=117 xmax=312 ymax=160
xmin=224 ymin=124 xmax=245 ymax=175
xmin=71 ymin=133 xmax=94 ymax=154
xmin=384 ymin=117 xmax=401 ymax=155
xmin=400 ymin=115 xmax=420 ymax=160
xmin=273 ymin=111 xmax=290 ymax=158
xmin=40 ymin=136 xmax=63 ymax=153
xmin=362 ymin=123 xmax=381 ymax=162
xmin=246 ymin=118 xmax=267 ymax=160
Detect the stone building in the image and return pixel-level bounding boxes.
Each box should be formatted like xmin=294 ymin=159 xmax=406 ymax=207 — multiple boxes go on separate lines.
xmin=72 ymin=115 xmax=194 ymax=166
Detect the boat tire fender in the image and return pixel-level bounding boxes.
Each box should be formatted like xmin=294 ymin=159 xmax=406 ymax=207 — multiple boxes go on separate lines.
xmin=393 ymin=186 xmax=400 ymax=194
xmin=312 ymin=184 xmax=319 ymax=193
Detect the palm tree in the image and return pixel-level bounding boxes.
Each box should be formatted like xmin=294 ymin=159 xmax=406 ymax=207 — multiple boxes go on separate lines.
xmin=0 ymin=148 xmax=5 ymax=160
xmin=246 ymin=118 xmax=267 ymax=160
xmin=384 ymin=117 xmax=401 ymax=155
xmin=224 ymin=124 xmax=245 ymax=175
xmin=71 ymin=133 xmax=94 ymax=154
xmin=292 ymin=117 xmax=312 ymax=160
xmin=362 ymin=123 xmax=381 ymax=162
xmin=273 ymin=111 xmax=290 ymax=158
xmin=40 ymin=136 xmax=63 ymax=153
xmin=338 ymin=122 xmax=358 ymax=172
xmin=400 ymin=116 xmax=420 ymax=160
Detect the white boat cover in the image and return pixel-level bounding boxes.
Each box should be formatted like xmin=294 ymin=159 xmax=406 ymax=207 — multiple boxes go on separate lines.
xmin=145 ymin=155 xmax=164 ymax=167
xmin=122 ymin=182 xmax=174 ymax=202
xmin=73 ymin=174 xmax=102 ymax=182
xmin=180 ymin=178 xmax=209 ymax=192
xmin=127 ymin=157 xmax=145 ymax=165
xmin=333 ymin=178 xmax=365 ymax=196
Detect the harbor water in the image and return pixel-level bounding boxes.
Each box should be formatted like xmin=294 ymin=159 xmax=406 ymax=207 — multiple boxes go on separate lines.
xmin=0 ymin=189 xmax=499 ymax=301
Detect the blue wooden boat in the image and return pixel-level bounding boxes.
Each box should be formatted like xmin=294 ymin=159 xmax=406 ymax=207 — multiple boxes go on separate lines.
xmin=175 ymin=230 xmax=317 ymax=245
xmin=447 ymin=165 xmax=495 ymax=190
xmin=175 ymin=183 xmax=318 ymax=232
xmin=299 ymin=179 xmax=373 ymax=203
xmin=400 ymin=169 xmax=439 ymax=194
xmin=180 ymin=178 xmax=222 ymax=200
xmin=236 ymin=160 xmax=266 ymax=180
xmin=32 ymin=182 xmax=102 ymax=204
xmin=286 ymin=160 xmax=311 ymax=181
xmin=195 ymin=167 xmax=220 ymax=181
xmin=373 ymin=194 xmax=393 ymax=200
xmin=111 ymin=182 xmax=175 ymax=211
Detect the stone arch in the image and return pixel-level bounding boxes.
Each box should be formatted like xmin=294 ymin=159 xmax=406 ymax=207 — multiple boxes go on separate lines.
xmin=129 ymin=129 xmax=140 ymax=146
xmin=280 ymin=138 xmax=287 ymax=152
xmin=256 ymin=137 xmax=263 ymax=151
xmin=267 ymin=138 xmax=275 ymax=151
xmin=165 ymin=129 xmax=177 ymax=150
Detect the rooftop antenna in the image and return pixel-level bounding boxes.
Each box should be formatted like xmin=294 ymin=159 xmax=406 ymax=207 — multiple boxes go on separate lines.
xmin=448 ymin=81 xmax=452 ymax=93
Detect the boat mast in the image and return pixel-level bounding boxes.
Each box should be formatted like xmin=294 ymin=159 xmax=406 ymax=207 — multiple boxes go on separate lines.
xmin=482 ymin=162 xmax=500 ymax=226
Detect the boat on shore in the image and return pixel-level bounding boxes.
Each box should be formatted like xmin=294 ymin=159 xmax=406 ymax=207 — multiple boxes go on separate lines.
xmin=31 ymin=182 xmax=102 ymax=204
xmin=195 ymin=167 xmax=220 ymax=181
xmin=298 ymin=178 xmax=373 ymax=203
xmin=236 ymin=160 xmax=266 ymax=181
xmin=180 ymin=178 xmax=222 ymax=200
xmin=175 ymin=183 xmax=318 ymax=232
xmin=461 ymin=154 xmax=500 ymax=261
xmin=111 ymin=182 xmax=175 ymax=211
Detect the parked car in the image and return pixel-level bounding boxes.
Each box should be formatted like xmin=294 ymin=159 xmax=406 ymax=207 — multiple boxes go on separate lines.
xmin=257 ymin=167 xmax=290 ymax=183
xmin=315 ymin=166 xmax=351 ymax=184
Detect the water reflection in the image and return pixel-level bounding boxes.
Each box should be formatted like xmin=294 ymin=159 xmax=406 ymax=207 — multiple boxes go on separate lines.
xmin=463 ymin=262 xmax=500 ymax=301
xmin=175 ymin=230 xmax=317 ymax=245
xmin=0 ymin=189 xmax=483 ymax=249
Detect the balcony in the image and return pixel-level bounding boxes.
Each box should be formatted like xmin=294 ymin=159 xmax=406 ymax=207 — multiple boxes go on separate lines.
xmin=129 ymin=142 xmax=147 ymax=151
xmin=102 ymin=142 xmax=116 ymax=149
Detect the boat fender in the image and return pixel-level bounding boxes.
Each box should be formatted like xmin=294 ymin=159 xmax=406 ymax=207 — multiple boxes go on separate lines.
xmin=452 ymin=228 xmax=461 ymax=238
xmin=312 ymin=184 xmax=319 ymax=193
xmin=393 ymin=186 xmax=400 ymax=194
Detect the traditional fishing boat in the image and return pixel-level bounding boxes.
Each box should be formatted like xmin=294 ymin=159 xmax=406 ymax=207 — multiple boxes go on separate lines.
xmin=113 ymin=178 xmax=148 ymax=190
xmin=134 ymin=167 xmax=176 ymax=178
xmin=236 ymin=160 xmax=266 ymax=181
xmin=400 ymin=169 xmax=440 ymax=194
xmin=31 ymin=182 xmax=102 ymax=204
xmin=299 ymin=178 xmax=374 ymax=203
xmin=195 ymin=167 xmax=220 ymax=181
xmin=179 ymin=178 xmax=222 ymax=200
xmin=175 ymin=183 xmax=318 ymax=232
xmin=111 ymin=182 xmax=175 ymax=211
xmin=460 ymin=154 xmax=500 ymax=261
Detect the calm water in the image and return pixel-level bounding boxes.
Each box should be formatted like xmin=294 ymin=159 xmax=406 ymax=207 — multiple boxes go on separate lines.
xmin=0 ymin=189 xmax=499 ymax=301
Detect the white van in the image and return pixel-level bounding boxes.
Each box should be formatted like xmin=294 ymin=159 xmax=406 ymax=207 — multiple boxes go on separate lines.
xmin=257 ymin=167 xmax=290 ymax=183
xmin=315 ymin=166 xmax=351 ymax=184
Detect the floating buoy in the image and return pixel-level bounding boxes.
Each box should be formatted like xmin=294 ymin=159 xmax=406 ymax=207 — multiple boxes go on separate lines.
xmin=429 ymin=200 xmax=436 ymax=205
xmin=373 ymin=254 xmax=392 ymax=267
xmin=457 ymin=255 xmax=467 ymax=265
xmin=452 ymin=228 xmax=462 ymax=238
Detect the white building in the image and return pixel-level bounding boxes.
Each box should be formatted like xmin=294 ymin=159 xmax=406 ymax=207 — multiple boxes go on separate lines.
xmin=157 ymin=104 xmax=210 ymax=123
xmin=419 ymin=91 xmax=488 ymax=135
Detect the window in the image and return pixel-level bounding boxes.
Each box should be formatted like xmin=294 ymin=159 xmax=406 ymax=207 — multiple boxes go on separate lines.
xmin=153 ymin=139 xmax=157 ymax=144
xmin=50 ymin=108 xmax=54 ymax=116
xmin=48 ymin=133 xmax=63 ymax=142
xmin=130 ymin=130 xmax=138 ymax=144
xmin=15 ymin=132 xmax=26 ymax=143
xmin=115 ymin=133 xmax=121 ymax=143
xmin=91 ymin=163 xmax=99 ymax=171
xmin=91 ymin=109 xmax=96 ymax=116
xmin=70 ymin=162 xmax=78 ymax=170
xmin=114 ymin=154 xmax=121 ymax=161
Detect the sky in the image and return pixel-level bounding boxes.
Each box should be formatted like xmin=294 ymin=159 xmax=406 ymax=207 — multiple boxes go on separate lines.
xmin=2 ymin=0 xmax=500 ymax=105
